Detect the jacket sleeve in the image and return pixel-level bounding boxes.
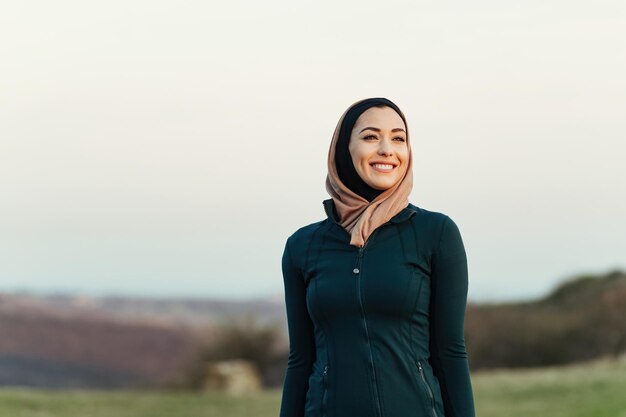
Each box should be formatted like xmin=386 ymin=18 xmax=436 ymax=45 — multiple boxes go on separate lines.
xmin=279 ymin=236 xmax=316 ymax=417
xmin=429 ymin=216 xmax=476 ymax=417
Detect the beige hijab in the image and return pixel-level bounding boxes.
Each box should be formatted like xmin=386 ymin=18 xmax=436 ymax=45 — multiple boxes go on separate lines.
xmin=325 ymin=98 xmax=414 ymax=248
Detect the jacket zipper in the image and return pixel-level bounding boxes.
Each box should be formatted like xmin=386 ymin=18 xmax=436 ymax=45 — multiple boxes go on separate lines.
xmin=321 ymin=364 xmax=328 ymax=417
xmin=417 ymin=360 xmax=438 ymax=417
xmin=354 ymin=229 xmax=383 ymax=417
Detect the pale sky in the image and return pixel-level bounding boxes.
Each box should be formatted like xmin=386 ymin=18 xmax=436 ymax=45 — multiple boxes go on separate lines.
xmin=1 ymin=1 xmax=625 ymax=303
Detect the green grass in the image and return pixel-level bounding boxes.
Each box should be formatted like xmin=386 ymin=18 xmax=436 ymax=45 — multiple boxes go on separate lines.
xmin=473 ymin=354 xmax=626 ymax=417
xmin=0 ymin=388 xmax=278 ymax=417
xmin=1 ymin=355 xmax=625 ymax=417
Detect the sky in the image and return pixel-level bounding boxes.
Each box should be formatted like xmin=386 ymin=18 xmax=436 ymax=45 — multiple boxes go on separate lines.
xmin=1 ymin=1 xmax=625 ymax=303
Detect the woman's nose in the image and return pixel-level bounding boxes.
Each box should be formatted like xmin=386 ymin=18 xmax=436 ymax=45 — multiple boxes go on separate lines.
xmin=378 ymin=138 xmax=393 ymax=155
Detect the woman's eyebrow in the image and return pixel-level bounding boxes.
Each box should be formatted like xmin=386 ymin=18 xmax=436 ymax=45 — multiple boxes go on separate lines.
xmin=359 ymin=127 xmax=406 ymax=133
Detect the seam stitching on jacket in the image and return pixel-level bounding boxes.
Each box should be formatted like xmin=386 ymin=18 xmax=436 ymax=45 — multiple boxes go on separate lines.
xmin=285 ymin=236 xmax=299 ymax=276
xmin=408 ymin=218 xmax=420 ymax=366
xmin=435 ymin=215 xmax=450 ymax=261
xmin=431 ymin=214 xmax=457 ymax=417
xmin=303 ymin=225 xmax=323 ymax=286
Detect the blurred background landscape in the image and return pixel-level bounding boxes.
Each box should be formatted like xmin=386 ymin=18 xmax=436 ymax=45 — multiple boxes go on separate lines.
xmin=1 ymin=269 xmax=625 ymax=416
xmin=1 ymin=269 xmax=625 ymax=391
xmin=1 ymin=0 xmax=625 ymax=416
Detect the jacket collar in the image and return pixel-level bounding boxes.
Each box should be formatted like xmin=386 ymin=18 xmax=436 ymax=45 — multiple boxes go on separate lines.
xmin=322 ymin=198 xmax=416 ymax=226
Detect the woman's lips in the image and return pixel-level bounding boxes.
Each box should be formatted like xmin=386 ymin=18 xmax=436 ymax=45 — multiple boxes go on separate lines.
xmin=370 ymin=163 xmax=396 ymax=173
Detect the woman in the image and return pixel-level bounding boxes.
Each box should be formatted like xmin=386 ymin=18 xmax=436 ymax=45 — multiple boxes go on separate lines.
xmin=279 ymin=97 xmax=476 ymax=417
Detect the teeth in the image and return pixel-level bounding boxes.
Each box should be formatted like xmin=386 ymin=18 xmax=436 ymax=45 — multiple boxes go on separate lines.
xmin=372 ymin=163 xmax=394 ymax=170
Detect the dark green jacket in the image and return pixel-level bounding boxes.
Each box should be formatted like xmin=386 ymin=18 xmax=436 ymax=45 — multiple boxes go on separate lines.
xmin=279 ymin=198 xmax=475 ymax=417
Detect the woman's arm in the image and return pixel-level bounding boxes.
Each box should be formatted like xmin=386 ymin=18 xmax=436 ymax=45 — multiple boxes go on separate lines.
xmin=429 ymin=215 xmax=476 ymax=417
xmin=279 ymin=236 xmax=316 ymax=417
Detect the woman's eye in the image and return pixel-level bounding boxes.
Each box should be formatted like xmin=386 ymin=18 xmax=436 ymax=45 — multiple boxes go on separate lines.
xmin=363 ymin=135 xmax=405 ymax=142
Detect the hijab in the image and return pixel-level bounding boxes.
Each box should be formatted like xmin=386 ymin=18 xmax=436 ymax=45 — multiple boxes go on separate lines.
xmin=325 ymin=97 xmax=414 ymax=248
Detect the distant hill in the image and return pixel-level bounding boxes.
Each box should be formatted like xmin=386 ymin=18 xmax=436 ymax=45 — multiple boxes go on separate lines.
xmin=465 ymin=269 xmax=626 ymax=369
xmin=0 ymin=292 xmax=286 ymax=328
xmin=0 ymin=292 xmax=287 ymax=389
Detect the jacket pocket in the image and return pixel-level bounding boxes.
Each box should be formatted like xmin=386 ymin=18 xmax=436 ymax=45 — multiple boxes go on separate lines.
xmin=321 ymin=364 xmax=328 ymax=417
xmin=305 ymin=362 xmax=328 ymax=417
xmin=416 ymin=360 xmax=438 ymax=417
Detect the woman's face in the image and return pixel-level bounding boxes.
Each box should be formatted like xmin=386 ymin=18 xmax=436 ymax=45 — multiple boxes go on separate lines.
xmin=348 ymin=106 xmax=409 ymax=191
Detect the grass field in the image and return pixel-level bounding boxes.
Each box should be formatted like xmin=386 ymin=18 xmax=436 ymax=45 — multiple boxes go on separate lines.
xmin=1 ymin=354 xmax=625 ymax=417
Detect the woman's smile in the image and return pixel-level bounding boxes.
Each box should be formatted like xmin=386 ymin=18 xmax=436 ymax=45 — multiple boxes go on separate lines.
xmin=370 ymin=162 xmax=398 ymax=173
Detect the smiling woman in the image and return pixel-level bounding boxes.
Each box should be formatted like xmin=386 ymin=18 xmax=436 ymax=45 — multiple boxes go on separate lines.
xmin=348 ymin=106 xmax=409 ymax=192
xmin=279 ymin=97 xmax=476 ymax=417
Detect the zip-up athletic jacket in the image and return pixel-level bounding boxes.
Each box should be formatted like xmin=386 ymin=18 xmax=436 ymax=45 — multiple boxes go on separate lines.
xmin=279 ymin=198 xmax=475 ymax=417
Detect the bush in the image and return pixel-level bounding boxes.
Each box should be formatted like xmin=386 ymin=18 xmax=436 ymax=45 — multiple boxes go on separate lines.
xmin=178 ymin=314 xmax=284 ymax=389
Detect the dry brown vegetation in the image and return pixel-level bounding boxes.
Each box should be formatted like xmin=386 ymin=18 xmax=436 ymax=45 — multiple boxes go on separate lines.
xmin=0 ymin=299 xmax=201 ymax=388
xmin=465 ymin=269 xmax=626 ymax=369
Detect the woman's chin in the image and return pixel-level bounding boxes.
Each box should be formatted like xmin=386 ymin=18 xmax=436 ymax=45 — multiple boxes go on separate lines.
xmin=367 ymin=178 xmax=400 ymax=191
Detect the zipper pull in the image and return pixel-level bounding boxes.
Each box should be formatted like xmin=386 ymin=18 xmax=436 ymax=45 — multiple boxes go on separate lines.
xmin=417 ymin=361 xmax=423 ymax=373
xmin=323 ymin=365 xmax=328 ymax=375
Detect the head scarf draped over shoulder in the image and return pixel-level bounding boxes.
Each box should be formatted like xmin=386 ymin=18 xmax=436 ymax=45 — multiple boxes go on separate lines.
xmin=325 ymin=97 xmax=414 ymax=248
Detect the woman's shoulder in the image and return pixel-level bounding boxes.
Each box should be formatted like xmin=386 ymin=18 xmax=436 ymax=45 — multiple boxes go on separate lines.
xmin=407 ymin=202 xmax=450 ymax=224
xmin=407 ymin=202 xmax=463 ymax=240
xmin=285 ymin=219 xmax=326 ymax=248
